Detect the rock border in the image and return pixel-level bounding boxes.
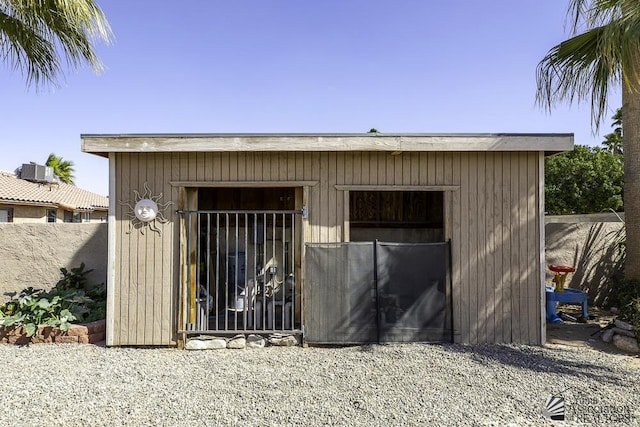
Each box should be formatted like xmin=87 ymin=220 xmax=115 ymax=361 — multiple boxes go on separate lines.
xmin=601 ymin=319 xmax=640 ymax=353
xmin=185 ymin=333 xmax=299 ymax=350
xmin=0 ymin=319 xmax=106 ymax=345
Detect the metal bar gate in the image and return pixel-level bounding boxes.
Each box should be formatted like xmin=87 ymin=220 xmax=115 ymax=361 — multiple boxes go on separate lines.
xmin=178 ymin=210 xmax=302 ymax=338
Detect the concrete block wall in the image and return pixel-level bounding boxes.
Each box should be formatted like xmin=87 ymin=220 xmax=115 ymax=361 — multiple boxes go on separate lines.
xmin=545 ymin=214 xmax=625 ymax=307
xmin=0 ymin=223 xmax=107 ymax=304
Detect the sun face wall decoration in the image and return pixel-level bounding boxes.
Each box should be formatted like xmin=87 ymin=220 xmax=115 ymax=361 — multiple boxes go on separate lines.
xmin=121 ymin=183 xmax=173 ymax=235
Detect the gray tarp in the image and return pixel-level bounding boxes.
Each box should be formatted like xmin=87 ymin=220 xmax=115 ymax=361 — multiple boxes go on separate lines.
xmin=305 ymin=241 xmax=450 ymax=344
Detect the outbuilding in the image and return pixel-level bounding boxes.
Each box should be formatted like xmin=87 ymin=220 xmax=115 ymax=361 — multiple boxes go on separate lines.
xmin=82 ymin=133 xmax=573 ymax=346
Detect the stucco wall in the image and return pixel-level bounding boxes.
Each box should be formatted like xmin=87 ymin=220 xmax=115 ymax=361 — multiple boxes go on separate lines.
xmin=0 ymin=223 xmax=107 ymax=304
xmin=545 ymin=215 xmax=624 ymax=307
xmin=0 ymin=217 xmax=622 ymax=319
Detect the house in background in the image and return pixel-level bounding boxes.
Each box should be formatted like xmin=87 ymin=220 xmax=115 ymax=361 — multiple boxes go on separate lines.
xmin=0 ymin=165 xmax=108 ymax=223
xmin=82 ymin=133 xmax=573 ymax=347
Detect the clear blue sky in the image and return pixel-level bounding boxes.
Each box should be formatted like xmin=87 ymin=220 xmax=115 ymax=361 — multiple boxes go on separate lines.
xmin=0 ymin=0 xmax=621 ymax=196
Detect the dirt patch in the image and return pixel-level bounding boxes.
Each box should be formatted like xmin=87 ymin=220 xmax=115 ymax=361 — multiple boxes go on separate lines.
xmin=545 ymin=304 xmax=639 ymax=362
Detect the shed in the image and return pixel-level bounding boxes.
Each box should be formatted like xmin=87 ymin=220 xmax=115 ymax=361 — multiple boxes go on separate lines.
xmin=81 ymin=133 xmax=573 ymax=346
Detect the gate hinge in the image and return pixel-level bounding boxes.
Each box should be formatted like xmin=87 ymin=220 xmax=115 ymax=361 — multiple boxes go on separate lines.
xmin=301 ymin=205 xmax=308 ymax=219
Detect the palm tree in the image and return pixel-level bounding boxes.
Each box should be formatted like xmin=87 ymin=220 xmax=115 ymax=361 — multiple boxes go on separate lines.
xmin=46 ymin=153 xmax=74 ymax=184
xmin=0 ymin=0 xmax=112 ymax=87
xmin=536 ymin=0 xmax=640 ymax=282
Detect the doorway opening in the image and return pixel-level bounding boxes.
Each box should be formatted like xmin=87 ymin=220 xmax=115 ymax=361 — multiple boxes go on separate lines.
xmin=180 ymin=187 xmax=302 ymax=336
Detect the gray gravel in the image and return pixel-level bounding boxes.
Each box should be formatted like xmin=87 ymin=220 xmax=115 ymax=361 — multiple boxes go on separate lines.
xmin=0 ymin=342 xmax=638 ymax=426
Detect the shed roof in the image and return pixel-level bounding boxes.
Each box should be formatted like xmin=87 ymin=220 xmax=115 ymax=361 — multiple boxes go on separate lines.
xmin=0 ymin=170 xmax=108 ymax=211
xmin=81 ymin=133 xmax=574 ymax=156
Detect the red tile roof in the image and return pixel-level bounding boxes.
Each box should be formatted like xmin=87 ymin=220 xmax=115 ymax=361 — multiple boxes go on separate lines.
xmin=0 ymin=170 xmax=108 ymax=211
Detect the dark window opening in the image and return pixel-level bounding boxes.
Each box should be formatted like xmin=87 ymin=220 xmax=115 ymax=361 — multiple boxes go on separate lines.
xmin=198 ymin=188 xmax=296 ymax=211
xmin=0 ymin=208 xmax=13 ymax=223
xmin=47 ymin=209 xmax=57 ymax=223
xmin=349 ymin=191 xmax=444 ymax=243
xmin=63 ymin=211 xmax=83 ymax=223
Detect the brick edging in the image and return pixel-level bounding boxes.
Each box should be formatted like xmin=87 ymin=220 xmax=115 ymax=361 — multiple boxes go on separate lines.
xmin=0 ymin=319 xmax=106 ymax=344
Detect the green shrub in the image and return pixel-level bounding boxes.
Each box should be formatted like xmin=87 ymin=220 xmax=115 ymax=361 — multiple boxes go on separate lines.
xmin=611 ymin=278 xmax=640 ymax=335
xmin=621 ymin=298 xmax=640 ymax=335
xmin=0 ymin=263 xmax=106 ymax=337
xmin=55 ymin=263 xmax=92 ymax=291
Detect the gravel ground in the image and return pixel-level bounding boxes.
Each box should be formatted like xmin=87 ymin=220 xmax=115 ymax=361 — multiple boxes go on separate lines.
xmin=0 ymin=342 xmax=638 ymax=426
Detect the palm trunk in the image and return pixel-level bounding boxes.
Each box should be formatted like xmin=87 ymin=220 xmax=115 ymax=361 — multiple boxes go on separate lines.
xmin=622 ymin=53 xmax=640 ymax=282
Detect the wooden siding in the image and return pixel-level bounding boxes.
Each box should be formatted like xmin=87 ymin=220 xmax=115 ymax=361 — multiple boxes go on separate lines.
xmin=111 ymin=151 xmax=542 ymax=346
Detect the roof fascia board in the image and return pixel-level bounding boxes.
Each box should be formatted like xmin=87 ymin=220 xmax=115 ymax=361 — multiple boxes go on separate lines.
xmin=0 ymin=199 xmax=58 ymax=208
xmin=81 ymin=133 xmax=574 ymax=155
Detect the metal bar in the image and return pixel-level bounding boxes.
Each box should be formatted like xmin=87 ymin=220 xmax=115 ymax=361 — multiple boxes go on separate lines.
xmin=215 ymin=213 xmax=220 ymax=331
xmin=373 ymin=239 xmax=381 ymax=344
xmin=299 ymin=215 xmax=304 ymax=337
xmin=206 ymin=213 xmax=211 ymax=332
xmin=252 ymin=214 xmax=258 ymax=329
xmin=281 ymin=212 xmax=285 ymax=330
xmin=177 ymin=209 xmax=302 ymax=215
xmin=234 ymin=213 xmax=239 ymax=331
xmin=225 ymin=213 xmax=229 ymax=331
xmin=186 ymin=212 xmax=192 ymax=330
xmin=179 ymin=212 xmax=184 ymax=332
xmin=448 ymin=239 xmax=454 ymax=343
xmin=262 ymin=214 xmax=267 ymax=331
xmin=179 ymin=329 xmax=304 ymax=335
xmin=243 ymin=213 xmax=249 ymax=331
xmin=180 ymin=212 xmax=188 ymax=332
xmin=196 ymin=213 xmax=202 ymax=330
xmin=272 ymin=212 xmax=276 ymax=330
xmin=291 ymin=212 xmax=295 ymax=330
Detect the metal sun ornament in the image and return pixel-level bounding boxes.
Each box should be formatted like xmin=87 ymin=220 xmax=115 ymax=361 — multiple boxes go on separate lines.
xmin=122 ymin=183 xmax=173 ymax=235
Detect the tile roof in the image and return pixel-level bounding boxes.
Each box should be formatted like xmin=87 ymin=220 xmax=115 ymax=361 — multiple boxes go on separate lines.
xmin=0 ymin=170 xmax=108 ymax=211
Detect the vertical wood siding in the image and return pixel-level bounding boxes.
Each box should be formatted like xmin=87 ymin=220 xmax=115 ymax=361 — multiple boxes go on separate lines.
xmin=112 ymin=151 xmax=541 ymax=345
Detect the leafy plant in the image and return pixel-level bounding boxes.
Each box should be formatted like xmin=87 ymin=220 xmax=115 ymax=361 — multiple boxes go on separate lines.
xmin=0 ymin=264 xmax=106 ymax=337
xmin=55 ymin=262 xmax=92 ymax=291
xmin=621 ymin=298 xmax=640 ymax=336
xmin=0 ymin=288 xmax=76 ymax=336
xmin=610 ymin=276 xmax=640 ymax=335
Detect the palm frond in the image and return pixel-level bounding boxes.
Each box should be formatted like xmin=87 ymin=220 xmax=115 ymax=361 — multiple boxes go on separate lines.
xmin=0 ymin=10 xmax=57 ymax=85
xmin=568 ymin=0 xmax=620 ymax=33
xmin=537 ymin=0 xmax=640 ymax=130
xmin=536 ymin=25 xmax=622 ymax=129
xmin=0 ymin=0 xmax=112 ymax=87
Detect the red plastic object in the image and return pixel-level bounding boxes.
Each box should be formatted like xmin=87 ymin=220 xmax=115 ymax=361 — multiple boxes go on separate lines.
xmin=548 ymin=264 xmax=576 ymax=292
xmin=548 ymin=264 xmax=575 ymax=273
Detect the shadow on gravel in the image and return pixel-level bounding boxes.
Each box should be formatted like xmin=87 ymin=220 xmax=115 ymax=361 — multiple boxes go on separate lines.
xmin=441 ymin=344 xmax=626 ymax=385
